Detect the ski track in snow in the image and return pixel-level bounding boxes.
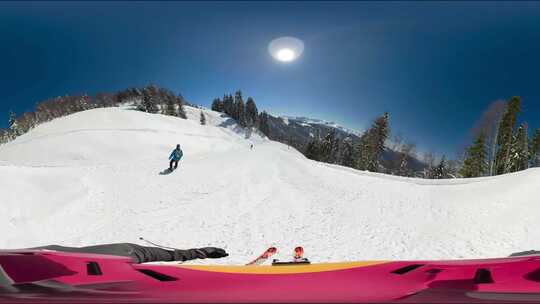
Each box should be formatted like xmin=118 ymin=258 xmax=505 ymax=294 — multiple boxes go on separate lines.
xmin=1 ymin=106 xmax=539 ymax=265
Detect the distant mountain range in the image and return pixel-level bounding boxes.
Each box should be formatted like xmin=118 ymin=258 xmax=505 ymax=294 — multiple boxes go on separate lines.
xmin=264 ymin=113 xmax=427 ymax=174
xmin=280 ymin=116 xmax=361 ymax=136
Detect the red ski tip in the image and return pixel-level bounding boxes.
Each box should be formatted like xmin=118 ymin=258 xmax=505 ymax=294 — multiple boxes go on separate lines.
xmin=246 ymin=247 xmax=278 ymax=265
xmin=294 ymin=246 xmax=304 ymax=259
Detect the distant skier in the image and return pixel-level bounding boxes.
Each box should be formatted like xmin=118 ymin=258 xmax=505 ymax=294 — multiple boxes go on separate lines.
xmin=169 ymin=144 xmax=183 ymax=170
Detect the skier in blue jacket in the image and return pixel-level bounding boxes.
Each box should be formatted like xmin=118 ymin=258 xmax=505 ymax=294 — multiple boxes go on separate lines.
xmin=169 ymin=144 xmax=183 ymax=170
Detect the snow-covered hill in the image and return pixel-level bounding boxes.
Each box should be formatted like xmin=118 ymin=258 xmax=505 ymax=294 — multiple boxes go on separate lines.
xmin=1 ymin=106 xmax=539 ymax=264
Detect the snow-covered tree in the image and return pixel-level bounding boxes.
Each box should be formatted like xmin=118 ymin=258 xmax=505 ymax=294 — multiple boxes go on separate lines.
xmin=422 ymin=152 xmax=436 ymax=178
xmin=320 ymin=130 xmax=339 ymax=163
xmin=139 ymin=86 xmax=160 ymax=113
xmin=356 ymin=112 xmax=389 ymax=172
xmin=509 ymin=123 xmax=529 ymax=172
xmin=0 ymin=129 xmax=8 ymax=144
xmin=8 ymin=111 xmax=19 ymax=137
xmin=529 ymin=129 xmax=540 ymax=167
xmin=164 ymin=97 xmax=178 ymax=116
xmin=433 ymin=155 xmax=449 ymax=179
xmin=459 ymin=132 xmax=487 ymax=178
xmin=200 ymin=111 xmax=206 ymax=125
xmin=17 ymin=111 xmax=38 ymax=135
xmin=495 ymin=96 xmax=520 ymax=175
xmin=339 ymin=136 xmax=355 ymax=168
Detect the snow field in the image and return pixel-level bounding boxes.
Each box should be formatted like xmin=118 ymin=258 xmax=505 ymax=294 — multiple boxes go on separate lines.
xmin=1 ymin=106 xmax=539 ymax=264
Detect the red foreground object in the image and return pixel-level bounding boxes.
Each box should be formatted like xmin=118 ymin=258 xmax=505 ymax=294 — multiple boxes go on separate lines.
xmin=2 ymin=249 xmax=540 ymax=303
xmin=246 ymin=247 xmax=278 ymax=265
xmin=294 ymin=246 xmax=304 ymax=260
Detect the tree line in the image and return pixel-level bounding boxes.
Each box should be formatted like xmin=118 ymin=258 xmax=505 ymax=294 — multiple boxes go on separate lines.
xmin=4 ymin=86 xmax=538 ymax=179
xmin=116 ymin=85 xmax=187 ymax=118
xmin=211 ymin=91 xmax=452 ymax=178
xmin=460 ymin=96 xmax=540 ymax=178
xmin=1 ymin=84 xmax=187 ymax=144
xmin=302 ymin=113 xmax=453 ymax=178
xmin=285 ymin=97 xmax=540 ymax=179
xmin=211 ymin=90 xmax=260 ymax=128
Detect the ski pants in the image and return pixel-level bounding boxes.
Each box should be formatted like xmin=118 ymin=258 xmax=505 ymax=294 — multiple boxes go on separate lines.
xmin=31 ymin=243 xmax=197 ymax=264
xmin=169 ymin=159 xmax=178 ymax=170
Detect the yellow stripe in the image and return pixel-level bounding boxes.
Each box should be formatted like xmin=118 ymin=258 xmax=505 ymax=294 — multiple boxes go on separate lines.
xmin=174 ymin=261 xmax=388 ymax=274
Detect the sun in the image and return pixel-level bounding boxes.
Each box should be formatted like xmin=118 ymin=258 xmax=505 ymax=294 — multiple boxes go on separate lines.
xmin=276 ymin=48 xmax=296 ymax=62
xmin=268 ymin=37 xmax=304 ymax=63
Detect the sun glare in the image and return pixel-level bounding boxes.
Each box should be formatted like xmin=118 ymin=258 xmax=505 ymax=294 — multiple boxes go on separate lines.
xmin=276 ymin=48 xmax=296 ymax=62
xmin=269 ymin=36 xmax=304 ymax=63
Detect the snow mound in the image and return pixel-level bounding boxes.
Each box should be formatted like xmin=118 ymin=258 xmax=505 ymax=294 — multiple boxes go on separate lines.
xmin=1 ymin=106 xmax=539 ymax=264
xmin=0 ymin=107 xmax=263 ymax=166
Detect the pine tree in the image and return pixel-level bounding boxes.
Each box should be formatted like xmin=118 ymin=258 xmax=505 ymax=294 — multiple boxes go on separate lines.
xmin=0 ymin=129 xmax=8 ymax=144
xmin=17 ymin=112 xmax=37 ymax=134
xmin=164 ymin=97 xmax=177 ymax=116
xmin=356 ymin=132 xmax=370 ymax=170
xmin=223 ymin=95 xmax=234 ymax=117
xmin=529 ymin=129 xmax=540 ymax=167
xmin=233 ymin=90 xmax=245 ymax=126
xmin=495 ymin=96 xmax=521 ymax=175
xmin=245 ymin=97 xmax=258 ymax=127
xmin=258 ymin=111 xmax=270 ymax=137
xmin=340 ymin=137 xmax=355 ymax=168
xmin=8 ymin=111 xmax=19 ymax=137
xmin=211 ymin=98 xmax=224 ymax=112
xmin=434 ymin=155 xmax=449 ymax=179
xmin=175 ymin=95 xmax=187 ymax=119
xmin=356 ymin=113 xmax=389 ymax=172
xmin=140 ymin=86 xmax=159 ymax=113
xmin=459 ymin=132 xmax=488 ymax=178
xmin=305 ymin=140 xmax=322 ymax=161
xmin=200 ymin=111 xmax=206 ymax=125
xmin=320 ymin=130 xmax=339 ymax=163
xmin=370 ymin=112 xmax=389 ymax=171
xmin=509 ymin=123 xmax=529 ymax=172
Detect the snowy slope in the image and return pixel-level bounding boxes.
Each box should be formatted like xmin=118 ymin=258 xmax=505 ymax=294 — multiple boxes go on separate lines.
xmin=1 ymin=106 xmax=539 ymax=265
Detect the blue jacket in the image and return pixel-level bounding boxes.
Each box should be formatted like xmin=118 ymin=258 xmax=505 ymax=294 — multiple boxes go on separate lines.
xmin=169 ymin=148 xmax=183 ymax=161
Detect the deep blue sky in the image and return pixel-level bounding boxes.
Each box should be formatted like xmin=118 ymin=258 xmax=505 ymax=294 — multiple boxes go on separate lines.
xmin=2 ymin=1 xmax=540 ymax=156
